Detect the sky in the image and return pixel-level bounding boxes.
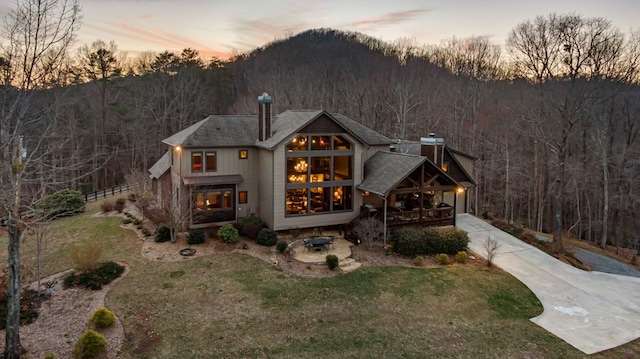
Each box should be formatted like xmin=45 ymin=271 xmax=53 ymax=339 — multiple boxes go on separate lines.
xmin=1 ymin=0 xmax=639 ymax=59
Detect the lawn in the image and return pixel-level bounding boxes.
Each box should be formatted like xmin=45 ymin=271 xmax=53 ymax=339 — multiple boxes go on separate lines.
xmin=2 ymin=197 xmax=639 ymax=358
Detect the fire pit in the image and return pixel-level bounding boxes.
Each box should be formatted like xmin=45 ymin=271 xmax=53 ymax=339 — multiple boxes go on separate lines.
xmin=179 ymin=248 xmax=196 ymax=256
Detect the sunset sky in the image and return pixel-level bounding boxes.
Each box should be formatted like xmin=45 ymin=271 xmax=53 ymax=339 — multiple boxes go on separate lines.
xmin=1 ymin=0 xmax=638 ymax=59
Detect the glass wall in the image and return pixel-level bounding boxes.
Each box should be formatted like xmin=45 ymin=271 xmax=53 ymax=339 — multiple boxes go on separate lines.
xmin=285 ymin=134 xmax=354 ymax=216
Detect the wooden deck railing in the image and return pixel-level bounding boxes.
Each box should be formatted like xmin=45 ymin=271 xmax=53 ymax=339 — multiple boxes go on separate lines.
xmin=344 ymin=206 xmax=455 ymax=244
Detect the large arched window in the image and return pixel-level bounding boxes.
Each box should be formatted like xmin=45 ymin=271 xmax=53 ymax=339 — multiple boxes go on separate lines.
xmin=285 ymin=135 xmax=354 ymax=216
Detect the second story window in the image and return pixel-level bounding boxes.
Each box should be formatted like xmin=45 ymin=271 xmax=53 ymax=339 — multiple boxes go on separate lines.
xmin=192 ymin=152 xmax=203 ymax=172
xmin=239 ymin=150 xmax=248 ymax=159
xmin=206 ymin=152 xmax=217 ymax=171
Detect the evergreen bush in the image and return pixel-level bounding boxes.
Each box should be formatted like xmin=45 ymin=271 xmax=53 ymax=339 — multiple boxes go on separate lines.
xmin=155 ymin=225 xmax=171 ymax=243
xmin=326 ymin=254 xmax=339 ymax=270
xmin=435 ymin=253 xmax=450 ymax=265
xmin=89 ymin=307 xmax=116 ymax=329
xmin=256 ymin=228 xmax=278 ymax=246
xmin=188 ymin=228 xmax=206 ymax=244
xmin=392 ymin=227 xmax=468 ymax=256
xmin=455 ymin=251 xmax=469 ymax=263
xmin=218 ymin=224 xmax=239 ymax=244
xmin=73 ymin=330 xmax=107 ymax=359
xmin=276 ymin=241 xmax=288 ymax=253
xmin=38 ymin=189 xmax=85 ymax=218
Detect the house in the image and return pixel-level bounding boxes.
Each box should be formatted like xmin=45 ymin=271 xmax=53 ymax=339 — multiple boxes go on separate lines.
xmin=149 ymin=93 xmax=476 ymax=234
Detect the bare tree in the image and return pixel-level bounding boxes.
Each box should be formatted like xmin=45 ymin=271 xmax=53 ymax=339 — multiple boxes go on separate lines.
xmin=483 ymin=235 xmax=501 ymax=267
xmin=351 ymin=217 xmax=384 ymax=250
xmin=0 ymin=1 xmax=80 ymax=357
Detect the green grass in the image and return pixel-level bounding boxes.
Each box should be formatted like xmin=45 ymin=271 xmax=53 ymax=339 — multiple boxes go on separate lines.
xmin=2 ymin=197 xmax=639 ymax=358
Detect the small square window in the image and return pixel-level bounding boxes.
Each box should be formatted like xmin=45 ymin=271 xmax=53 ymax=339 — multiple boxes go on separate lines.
xmin=239 ymin=150 xmax=248 ymax=159
xmin=239 ymin=191 xmax=248 ymax=204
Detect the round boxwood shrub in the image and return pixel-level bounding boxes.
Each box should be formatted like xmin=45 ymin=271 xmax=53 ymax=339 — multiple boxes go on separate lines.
xmin=256 ymin=228 xmax=278 ymax=246
xmin=155 ymin=225 xmax=171 ymax=243
xmin=326 ymin=254 xmax=339 ymax=270
xmin=276 ymin=241 xmax=288 ymax=253
xmin=89 ymin=307 xmax=116 ymax=329
xmin=435 ymin=253 xmax=450 ymax=265
xmin=455 ymin=251 xmax=469 ymax=263
xmin=73 ymin=329 xmax=107 ymax=359
xmin=218 ymin=224 xmax=239 ymax=244
xmin=188 ymin=228 xmax=205 ymax=245
xmin=38 ymin=189 xmax=85 ymax=218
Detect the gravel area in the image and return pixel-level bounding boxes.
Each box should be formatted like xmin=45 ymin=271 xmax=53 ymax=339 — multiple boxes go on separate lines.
xmin=570 ymin=247 xmax=640 ymax=278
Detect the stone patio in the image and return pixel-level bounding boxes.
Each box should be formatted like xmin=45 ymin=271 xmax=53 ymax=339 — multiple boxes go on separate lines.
xmin=292 ymin=236 xmax=362 ymax=272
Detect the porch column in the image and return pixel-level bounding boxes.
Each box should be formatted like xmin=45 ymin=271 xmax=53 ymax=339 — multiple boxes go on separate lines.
xmin=453 ymin=189 xmax=458 ymax=226
xmin=382 ymin=195 xmax=387 ymax=248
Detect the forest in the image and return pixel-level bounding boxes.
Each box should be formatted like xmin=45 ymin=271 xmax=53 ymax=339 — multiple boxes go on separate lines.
xmin=2 ymin=3 xmax=639 ymax=252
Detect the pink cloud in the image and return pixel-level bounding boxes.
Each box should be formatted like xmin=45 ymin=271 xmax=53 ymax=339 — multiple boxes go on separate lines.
xmin=350 ymin=9 xmax=432 ymax=28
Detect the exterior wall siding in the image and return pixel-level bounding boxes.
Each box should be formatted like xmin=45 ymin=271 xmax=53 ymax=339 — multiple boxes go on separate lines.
xmin=257 ymin=148 xmax=275 ymax=228
xmin=178 ymin=147 xmax=259 ymax=226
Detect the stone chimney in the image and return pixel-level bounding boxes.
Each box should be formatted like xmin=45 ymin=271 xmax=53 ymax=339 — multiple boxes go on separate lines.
xmin=258 ymin=92 xmax=272 ymax=141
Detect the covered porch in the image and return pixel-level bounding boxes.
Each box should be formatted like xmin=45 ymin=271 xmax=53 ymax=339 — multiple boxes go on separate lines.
xmin=350 ymin=151 xmax=462 ymax=240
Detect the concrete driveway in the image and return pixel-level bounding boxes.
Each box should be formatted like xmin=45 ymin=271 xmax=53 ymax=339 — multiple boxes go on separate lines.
xmin=456 ymin=214 xmax=640 ymax=354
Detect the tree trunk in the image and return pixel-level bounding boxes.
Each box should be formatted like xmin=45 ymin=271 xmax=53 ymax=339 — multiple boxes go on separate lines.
xmin=600 ymin=149 xmax=609 ymax=248
xmin=4 ymin=219 xmax=24 ymax=359
xmin=553 ymin=150 xmax=566 ymax=253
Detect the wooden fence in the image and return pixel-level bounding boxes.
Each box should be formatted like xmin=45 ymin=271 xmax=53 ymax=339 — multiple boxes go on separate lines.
xmin=83 ymin=182 xmax=142 ymax=202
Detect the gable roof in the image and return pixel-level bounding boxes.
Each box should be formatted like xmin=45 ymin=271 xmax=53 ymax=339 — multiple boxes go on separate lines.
xmin=357 ymin=152 xmax=427 ymax=196
xmin=358 ymin=151 xmax=462 ymax=197
xmin=161 ymin=110 xmax=392 ymax=150
xmin=149 ymin=151 xmax=170 ymax=179
xmin=256 ymin=110 xmax=393 ymax=150
xmin=161 ymin=115 xmax=257 ymax=148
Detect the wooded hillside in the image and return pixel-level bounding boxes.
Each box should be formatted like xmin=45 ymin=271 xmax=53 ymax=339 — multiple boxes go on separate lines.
xmin=3 ymin=19 xmax=639 ymax=250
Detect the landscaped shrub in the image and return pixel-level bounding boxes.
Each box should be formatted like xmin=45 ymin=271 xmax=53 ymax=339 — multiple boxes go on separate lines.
xmin=455 ymin=251 xmax=469 ymax=263
xmin=391 ymin=227 xmax=427 ymax=257
xmin=38 ymin=189 xmax=85 ymax=218
xmin=132 ymin=218 xmax=142 ymax=226
xmin=114 ymin=198 xmax=126 ymax=213
xmin=435 ymin=253 xmax=450 ymax=265
xmin=276 ymin=241 xmax=288 ymax=253
xmin=73 ymin=330 xmax=107 ymax=359
xmin=122 ymin=218 xmax=132 ymax=225
xmin=94 ymin=261 xmax=125 ymax=283
xmin=0 ymin=288 xmax=41 ymax=330
xmin=187 ymin=228 xmax=206 ymax=244
xmin=218 ymin=224 xmax=239 ymax=244
xmin=89 ymin=307 xmax=116 ymax=329
xmin=238 ymin=214 xmax=265 ymax=238
xmin=256 ymin=228 xmax=278 ymax=246
xmin=413 ymin=255 xmax=424 ymax=267
xmin=71 ymin=241 xmax=104 ymax=272
xmin=63 ymin=261 xmax=124 ymax=290
xmin=392 ymin=227 xmax=469 ymax=256
xmin=100 ymin=200 xmax=114 ymax=213
xmin=326 ymin=254 xmax=339 ymax=270
xmin=141 ymin=228 xmax=152 ymax=236
xmin=155 ymin=225 xmax=171 ymax=243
